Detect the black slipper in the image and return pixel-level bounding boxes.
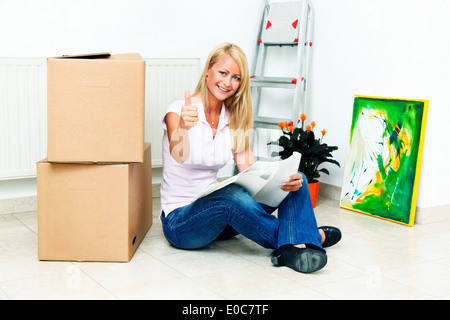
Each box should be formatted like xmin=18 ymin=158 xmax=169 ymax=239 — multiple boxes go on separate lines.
xmin=271 ymin=246 xmax=327 ymax=273
xmin=319 ymin=226 xmax=342 ymax=248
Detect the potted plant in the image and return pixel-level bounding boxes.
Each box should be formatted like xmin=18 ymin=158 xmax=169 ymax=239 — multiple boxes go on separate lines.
xmin=269 ymin=114 xmax=340 ymax=207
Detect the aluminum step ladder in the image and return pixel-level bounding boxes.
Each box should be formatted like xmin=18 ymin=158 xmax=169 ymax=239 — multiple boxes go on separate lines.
xmin=251 ymin=0 xmax=313 ymax=129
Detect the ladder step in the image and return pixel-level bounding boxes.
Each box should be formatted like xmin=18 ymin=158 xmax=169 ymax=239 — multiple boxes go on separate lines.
xmin=258 ymin=40 xmax=299 ymax=47
xmin=250 ymin=76 xmax=298 ymax=89
xmin=253 ymin=115 xmax=290 ymax=128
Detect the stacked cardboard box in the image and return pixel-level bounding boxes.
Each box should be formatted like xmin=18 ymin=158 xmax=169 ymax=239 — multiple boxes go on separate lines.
xmin=37 ymin=53 xmax=153 ymax=262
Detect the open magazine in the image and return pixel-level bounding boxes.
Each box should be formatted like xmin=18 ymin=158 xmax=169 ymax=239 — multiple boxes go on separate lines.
xmin=198 ymin=152 xmax=301 ymax=207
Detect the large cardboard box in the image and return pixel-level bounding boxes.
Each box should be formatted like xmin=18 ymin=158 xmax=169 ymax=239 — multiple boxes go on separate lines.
xmin=37 ymin=143 xmax=152 ymax=262
xmin=47 ymin=53 xmax=145 ymax=163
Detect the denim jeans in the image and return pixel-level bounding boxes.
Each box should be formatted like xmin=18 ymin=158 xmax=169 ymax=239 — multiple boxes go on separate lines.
xmin=161 ymin=172 xmax=324 ymax=252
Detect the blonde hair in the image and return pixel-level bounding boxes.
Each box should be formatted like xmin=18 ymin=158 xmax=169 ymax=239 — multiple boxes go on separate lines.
xmin=193 ymin=43 xmax=253 ymax=153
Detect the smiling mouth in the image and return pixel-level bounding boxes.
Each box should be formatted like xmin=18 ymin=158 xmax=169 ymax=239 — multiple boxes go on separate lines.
xmin=217 ymin=85 xmax=230 ymax=94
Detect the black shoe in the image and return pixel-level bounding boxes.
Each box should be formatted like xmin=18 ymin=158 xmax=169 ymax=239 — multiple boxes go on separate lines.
xmin=319 ymin=226 xmax=342 ymax=248
xmin=271 ymin=246 xmax=327 ymax=273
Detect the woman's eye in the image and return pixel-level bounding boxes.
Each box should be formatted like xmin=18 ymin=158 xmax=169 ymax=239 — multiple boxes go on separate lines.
xmin=219 ymin=71 xmax=226 ymax=76
xmin=232 ymin=76 xmax=241 ymax=81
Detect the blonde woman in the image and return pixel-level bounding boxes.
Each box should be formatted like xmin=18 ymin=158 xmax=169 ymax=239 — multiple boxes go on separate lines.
xmin=160 ymin=43 xmax=341 ymax=273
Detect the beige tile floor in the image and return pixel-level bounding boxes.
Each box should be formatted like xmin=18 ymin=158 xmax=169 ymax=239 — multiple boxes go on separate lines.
xmin=1 ymin=196 xmax=450 ymax=300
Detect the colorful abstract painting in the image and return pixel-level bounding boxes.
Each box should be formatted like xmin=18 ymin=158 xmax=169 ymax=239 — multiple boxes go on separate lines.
xmin=340 ymin=96 xmax=428 ymax=226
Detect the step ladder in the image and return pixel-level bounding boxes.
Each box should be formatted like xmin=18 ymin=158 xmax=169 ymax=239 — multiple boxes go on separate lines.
xmin=250 ymin=0 xmax=313 ymax=129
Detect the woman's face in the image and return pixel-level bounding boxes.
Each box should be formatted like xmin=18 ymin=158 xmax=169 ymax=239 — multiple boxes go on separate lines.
xmin=206 ymin=53 xmax=241 ymax=105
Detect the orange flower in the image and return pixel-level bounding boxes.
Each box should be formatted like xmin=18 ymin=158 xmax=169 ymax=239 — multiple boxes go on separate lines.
xmin=299 ymin=114 xmax=307 ymax=122
xmin=321 ymin=129 xmax=327 ymax=136
xmin=278 ymin=122 xmax=287 ymax=129
xmin=288 ymin=121 xmax=293 ymax=126
xmin=288 ymin=125 xmax=294 ymax=133
xmin=310 ymin=121 xmax=316 ymax=129
xmin=306 ymin=124 xmax=312 ymax=132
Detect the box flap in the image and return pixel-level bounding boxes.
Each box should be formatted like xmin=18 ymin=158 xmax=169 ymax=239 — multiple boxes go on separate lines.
xmin=50 ymin=53 xmax=111 ymax=60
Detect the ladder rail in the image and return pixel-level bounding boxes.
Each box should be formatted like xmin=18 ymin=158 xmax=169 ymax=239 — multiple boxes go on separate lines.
xmin=250 ymin=0 xmax=270 ymax=126
xmin=251 ymin=0 xmax=313 ymax=120
xmin=291 ymin=0 xmax=312 ymax=120
xmin=250 ymin=0 xmax=270 ymax=77
xmin=250 ymin=0 xmax=314 ymax=158
xmin=301 ymin=2 xmax=313 ymax=117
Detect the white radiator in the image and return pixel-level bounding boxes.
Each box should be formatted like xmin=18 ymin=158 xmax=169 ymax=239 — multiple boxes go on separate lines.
xmin=0 ymin=57 xmax=200 ymax=180
xmin=0 ymin=59 xmax=47 ymax=180
xmin=144 ymin=58 xmax=200 ymax=167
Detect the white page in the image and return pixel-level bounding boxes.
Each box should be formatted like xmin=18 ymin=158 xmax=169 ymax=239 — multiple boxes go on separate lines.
xmin=253 ymin=152 xmax=302 ymax=207
xmin=198 ymin=152 xmax=301 ymax=207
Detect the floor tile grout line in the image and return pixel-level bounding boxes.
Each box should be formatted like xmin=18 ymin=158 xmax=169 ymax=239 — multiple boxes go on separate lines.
xmin=4 ymin=197 xmax=450 ymax=300
xmin=135 ymin=248 xmax=228 ymax=300
xmin=11 ymin=212 xmax=38 ymax=236
xmin=376 ymin=272 xmax=441 ymax=300
xmin=0 ymin=285 xmax=12 ymax=300
xmin=217 ymin=244 xmax=342 ymax=300
xmin=72 ymin=261 xmax=121 ymax=300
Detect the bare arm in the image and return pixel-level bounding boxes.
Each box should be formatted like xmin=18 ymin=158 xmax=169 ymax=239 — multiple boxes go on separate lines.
xmin=166 ymin=90 xmax=198 ymax=163
xmin=233 ymin=144 xmax=256 ymax=173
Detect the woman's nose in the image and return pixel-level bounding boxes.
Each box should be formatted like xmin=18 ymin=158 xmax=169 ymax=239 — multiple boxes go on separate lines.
xmin=223 ymin=76 xmax=232 ymax=87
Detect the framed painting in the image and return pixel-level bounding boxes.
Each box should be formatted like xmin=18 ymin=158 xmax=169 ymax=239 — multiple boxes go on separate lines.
xmin=340 ymin=95 xmax=428 ymax=226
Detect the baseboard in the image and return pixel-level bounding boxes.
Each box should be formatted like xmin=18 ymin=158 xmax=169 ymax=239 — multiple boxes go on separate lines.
xmin=318 ymin=181 xmax=341 ymax=202
xmin=415 ymin=204 xmax=450 ymax=225
xmin=152 ymin=184 xmax=161 ymax=199
xmin=4 ymin=182 xmax=449 ymax=226
xmin=319 ymin=181 xmax=450 ymax=225
xmin=0 ymin=196 xmax=37 ymax=215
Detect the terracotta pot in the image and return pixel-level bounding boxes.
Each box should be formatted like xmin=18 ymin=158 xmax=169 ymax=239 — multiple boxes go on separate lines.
xmin=308 ymin=181 xmax=320 ymax=208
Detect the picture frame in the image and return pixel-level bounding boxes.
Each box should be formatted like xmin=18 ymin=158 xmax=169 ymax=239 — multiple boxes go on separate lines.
xmin=340 ymin=95 xmax=429 ymax=226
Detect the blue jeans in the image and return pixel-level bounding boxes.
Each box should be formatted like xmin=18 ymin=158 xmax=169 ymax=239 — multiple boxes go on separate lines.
xmin=161 ymin=172 xmax=324 ymax=252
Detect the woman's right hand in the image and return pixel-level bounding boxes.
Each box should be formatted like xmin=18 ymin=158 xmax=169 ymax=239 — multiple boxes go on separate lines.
xmin=179 ymin=90 xmax=198 ymax=130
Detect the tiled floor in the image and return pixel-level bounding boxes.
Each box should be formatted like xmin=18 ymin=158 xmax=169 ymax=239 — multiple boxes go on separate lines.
xmin=1 ymin=196 xmax=450 ymax=300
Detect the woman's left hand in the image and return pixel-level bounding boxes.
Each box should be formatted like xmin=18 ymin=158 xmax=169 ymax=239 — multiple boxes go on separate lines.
xmin=281 ymin=173 xmax=303 ymax=192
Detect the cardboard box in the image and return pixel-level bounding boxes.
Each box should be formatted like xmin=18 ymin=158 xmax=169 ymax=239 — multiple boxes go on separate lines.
xmin=47 ymin=53 xmax=145 ymax=163
xmin=37 ymin=143 xmax=152 ymax=262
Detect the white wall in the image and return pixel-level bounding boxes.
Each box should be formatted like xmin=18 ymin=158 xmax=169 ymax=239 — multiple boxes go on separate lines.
xmin=1 ymin=0 xmax=449 ymax=208
xmin=308 ymin=0 xmax=450 ymax=209
xmin=0 ymin=0 xmax=261 ymax=64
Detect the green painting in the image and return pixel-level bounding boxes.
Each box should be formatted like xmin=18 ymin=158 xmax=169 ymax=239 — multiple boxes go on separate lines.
xmin=340 ymin=95 xmax=428 ymax=226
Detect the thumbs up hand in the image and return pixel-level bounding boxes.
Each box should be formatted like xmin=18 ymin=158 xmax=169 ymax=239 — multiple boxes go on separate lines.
xmin=179 ymin=90 xmax=198 ymax=130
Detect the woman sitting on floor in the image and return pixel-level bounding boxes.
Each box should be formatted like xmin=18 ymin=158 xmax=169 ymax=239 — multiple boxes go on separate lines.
xmin=160 ymin=42 xmax=341 ymax=273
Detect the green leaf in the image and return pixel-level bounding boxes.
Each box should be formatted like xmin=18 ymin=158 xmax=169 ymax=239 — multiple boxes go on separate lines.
xmin=324 ymin=159 xmax=341 ymax=167
xmin=279 ymin=136 xmax=293 ymax=148
xmin=318 ymin=168 xmax=330 ymax=175
xmin=290 ymin=128 xmax=296 ymax=139
xmin=307 ymin=131 xmax=315 ymax=146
